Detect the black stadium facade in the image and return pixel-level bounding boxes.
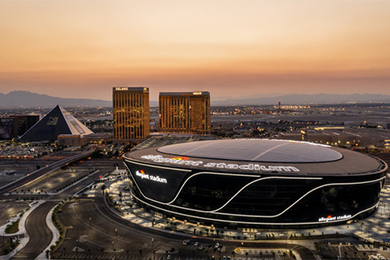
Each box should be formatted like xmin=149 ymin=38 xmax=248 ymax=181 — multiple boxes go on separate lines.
xmin=123 ymin=139 xmax=388 ymax=228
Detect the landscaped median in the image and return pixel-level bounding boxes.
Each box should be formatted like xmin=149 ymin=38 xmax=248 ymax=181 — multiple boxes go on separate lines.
xmin=37 ymin=198 xmax=74 ymax=259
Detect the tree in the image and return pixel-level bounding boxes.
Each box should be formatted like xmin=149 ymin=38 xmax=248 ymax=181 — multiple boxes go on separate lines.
xmin=101 ymin=185 xmax=107 ymax=194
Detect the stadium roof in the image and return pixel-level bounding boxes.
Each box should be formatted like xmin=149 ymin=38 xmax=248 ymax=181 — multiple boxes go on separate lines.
xmin=126 ymin=139 xmax=386 ymax=176
xmin=158 ymin=139 xmax=343 ymax=163
xmin=19 ymin=105 xmax=93 ymax=142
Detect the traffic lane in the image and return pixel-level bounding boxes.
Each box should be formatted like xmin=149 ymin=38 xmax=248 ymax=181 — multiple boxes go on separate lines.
xmin=14 ymin=170 xmax=84 ymax=193
xmin=0 ymin=166 xmax=52 ymax=194
xmin=14 ymin=161 xmax=113 ymax=195
xmin=0 ymin=151 xmax=92 ymax=195
xmin=55 ymin=199 xmax=315 ymax=259
xmin=90 ymin=196 xmax=315 ymax=259
xmin=56 ymin=200 xmax=164 ymax=259
xmin=179 ymin=239 xmax=315 ymax=260
xmin=12 ymin=201 xmax=57 ymax=260
xmin=56 ymin=168 xmax=112 ymax=199
xmin=59 ymin=199 xmax=181 ymax=247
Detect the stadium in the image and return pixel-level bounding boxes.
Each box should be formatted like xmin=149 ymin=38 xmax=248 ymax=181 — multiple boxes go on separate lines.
xmin=123 ymin=139 xmax=387 ymax=228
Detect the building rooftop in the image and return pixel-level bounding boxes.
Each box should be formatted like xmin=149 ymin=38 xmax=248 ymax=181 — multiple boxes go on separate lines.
xmin=158 ymin=139 xmax=343 ymax=163
xmin=159 ymin=91 xmax=210 ymax=96
xmin=125 ymin=139 xmax=387 ymax=176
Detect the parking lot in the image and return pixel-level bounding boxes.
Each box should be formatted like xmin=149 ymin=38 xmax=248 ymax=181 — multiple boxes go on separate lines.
xmin=316 ymin=242 xmax=390 ymax=260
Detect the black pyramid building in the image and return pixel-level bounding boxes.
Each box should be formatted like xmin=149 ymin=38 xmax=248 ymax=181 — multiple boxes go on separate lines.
xmin=19 ymin=105 xmax=93 ymax=142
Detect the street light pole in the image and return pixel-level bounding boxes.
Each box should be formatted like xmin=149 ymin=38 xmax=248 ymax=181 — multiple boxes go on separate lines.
xmin=152 ymin=238 xmax=154 ymax=260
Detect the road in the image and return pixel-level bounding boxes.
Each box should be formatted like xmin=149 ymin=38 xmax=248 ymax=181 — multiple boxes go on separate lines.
xmin=54 ymin=196 xmax=316 ymax=259
xmin=0 ymin=150 xmax=93 ymax=195
xmin=11 ymin=201 xmax=57 ymax=259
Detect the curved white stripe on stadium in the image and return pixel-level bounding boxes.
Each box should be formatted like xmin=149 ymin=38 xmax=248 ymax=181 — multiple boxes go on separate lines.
xmin=131 ymin=191 xmax=379 ymax=226
xmin=157 ymin=139 xmax=343 ymax=163
xmin=124 ymin=161 xmax=260 ymax=207
xmin=211 ymin=176 xmax=386 ymax=217
xmin=166 ymin=171 xmax=261 ymax=205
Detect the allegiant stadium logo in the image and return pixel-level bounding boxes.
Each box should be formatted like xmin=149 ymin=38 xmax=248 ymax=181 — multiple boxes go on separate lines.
xmin=140 ymin=155 xmax=300 ymax=172
xmin=135 ymin=170 xmax=168 ymax=184
xmin=318 ymin=214 xmax=351 ymax=222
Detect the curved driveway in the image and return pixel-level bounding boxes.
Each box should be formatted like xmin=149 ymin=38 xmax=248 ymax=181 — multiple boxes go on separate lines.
xmin=12 ymin=201 xmax=57 ymax=259
xmin=55 ymin=197 xmax=316 ymax=259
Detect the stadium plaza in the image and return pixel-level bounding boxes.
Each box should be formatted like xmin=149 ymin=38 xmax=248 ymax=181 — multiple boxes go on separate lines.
xmin=85 ymin=168 xmax=390 ymax=260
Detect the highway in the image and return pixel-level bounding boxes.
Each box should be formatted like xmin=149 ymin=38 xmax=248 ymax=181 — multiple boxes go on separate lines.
xmin=0 ymin=150 xmax=94 ymax=195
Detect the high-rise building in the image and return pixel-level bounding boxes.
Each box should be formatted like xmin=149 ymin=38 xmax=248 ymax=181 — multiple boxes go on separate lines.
xmin=0 ymin=115 xmax=40 ymax=140
xmin=159 ymin=91 xmax=210 ymax=135
xmin=10 ymin=115 xmax=40 ymax=138
xmin=113 ymin=87 xmax=149 ymax=142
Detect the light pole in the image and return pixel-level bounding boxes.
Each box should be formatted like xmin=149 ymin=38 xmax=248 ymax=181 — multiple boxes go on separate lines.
xmin=76 ymin=240 xmax=79 ymax=259
xmin=152 ymin=238 xmax=154 ymax=260
xmin=115 ymin=228 xmax=118 ymax=240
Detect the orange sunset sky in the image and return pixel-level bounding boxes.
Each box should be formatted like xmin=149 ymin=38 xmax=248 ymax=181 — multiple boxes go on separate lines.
xmin=0 ymin=0 xmax=390 ymax=101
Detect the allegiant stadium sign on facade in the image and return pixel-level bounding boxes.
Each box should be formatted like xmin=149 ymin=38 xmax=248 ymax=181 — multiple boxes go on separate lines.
xmin=140 ymin=154 xmax=300 ymax=172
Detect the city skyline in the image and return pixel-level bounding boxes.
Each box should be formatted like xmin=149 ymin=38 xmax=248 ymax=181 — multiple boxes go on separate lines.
xmin=1 ymin=1 xmax=390 ymax=101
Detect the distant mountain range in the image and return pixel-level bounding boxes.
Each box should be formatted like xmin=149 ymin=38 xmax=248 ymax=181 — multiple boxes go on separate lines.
xmin=0 ymin=91 xmax=111 ymax=108
xmin=1 ymin=91 xmax=390 ymax=108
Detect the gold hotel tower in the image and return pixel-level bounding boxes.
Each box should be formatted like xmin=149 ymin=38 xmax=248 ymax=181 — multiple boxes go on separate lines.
xmin=159 ymin=92 xmax=210 ymax=135
xmin=113 ymin=87 xmax=149 ymax=142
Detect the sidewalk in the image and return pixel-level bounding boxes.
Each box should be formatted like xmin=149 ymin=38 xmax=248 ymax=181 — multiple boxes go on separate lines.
xmin=0 ymin=200 xmax=44 ymax=260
